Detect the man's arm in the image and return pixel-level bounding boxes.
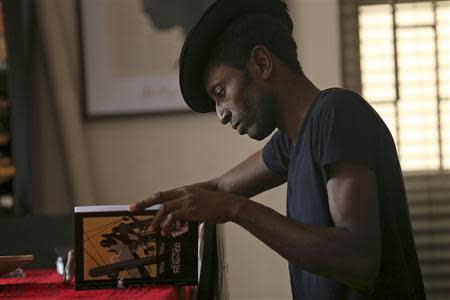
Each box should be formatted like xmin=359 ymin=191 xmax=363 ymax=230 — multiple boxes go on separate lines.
xmin=131 ymin=161 xmax=380 ymax=291
xmin=129 ymin=149 xmax=285 ymax=212
xmin=213 ymin=149 xmax=286 ymax=197
xmin=232 ymin=162 xmax=380 ymax=290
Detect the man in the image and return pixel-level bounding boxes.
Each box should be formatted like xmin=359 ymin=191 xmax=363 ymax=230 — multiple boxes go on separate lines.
xmin=130 ymin=0 xmax=426 ymax=299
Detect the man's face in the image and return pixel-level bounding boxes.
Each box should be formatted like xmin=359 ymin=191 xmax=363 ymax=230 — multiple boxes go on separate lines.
xmin=204 ymin=64 xmax=278 ymax=140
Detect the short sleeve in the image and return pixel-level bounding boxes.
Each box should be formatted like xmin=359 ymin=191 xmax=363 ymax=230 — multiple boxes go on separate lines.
xmin=262 ymin=130 xmax=292 ymax=179
xmin=314 ymin=91 xmax=378 ymax=180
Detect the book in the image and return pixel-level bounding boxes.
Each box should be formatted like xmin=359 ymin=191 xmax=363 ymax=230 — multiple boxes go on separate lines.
xmin=74 ymin=205 xmax=198 ymax=290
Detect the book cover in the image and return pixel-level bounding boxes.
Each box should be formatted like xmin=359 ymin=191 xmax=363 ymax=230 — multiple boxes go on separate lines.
xmin=74 ymin=205 xmax=198 ymax=290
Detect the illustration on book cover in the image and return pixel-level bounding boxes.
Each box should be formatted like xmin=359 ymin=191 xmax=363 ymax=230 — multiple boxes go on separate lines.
xmin=82 ymin=215 xmax=190 ymax=281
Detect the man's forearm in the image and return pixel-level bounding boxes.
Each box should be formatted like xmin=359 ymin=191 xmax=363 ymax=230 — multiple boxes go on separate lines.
xmin=211 ymin=150 xmax=286 ymax=197
xmin=190 ymin=179 xmax=221 ymax=191
xmin=230 ymin=198 xmax=379 ymax=291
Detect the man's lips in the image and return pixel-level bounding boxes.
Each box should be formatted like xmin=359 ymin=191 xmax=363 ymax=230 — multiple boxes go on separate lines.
xmin=232 ymin=122 xmax=240 ymax=130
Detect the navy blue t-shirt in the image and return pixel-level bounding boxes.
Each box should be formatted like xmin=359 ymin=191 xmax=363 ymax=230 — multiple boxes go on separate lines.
xmin=263 ymin=88 xmax=425 ymax=300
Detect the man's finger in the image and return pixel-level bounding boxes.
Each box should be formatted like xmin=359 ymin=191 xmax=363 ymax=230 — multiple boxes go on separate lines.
xmin=148 ymin=204 xmax=167 ymax=232
xmin=130 ymin=188 xmax=191 ymax=212
xmin=148 ymin=200 xmax=183 ymax=232
xmin=160 ymin=210 xmax=186 ymax=236
xmin=129 ymin=191 xmax=163 ymax=212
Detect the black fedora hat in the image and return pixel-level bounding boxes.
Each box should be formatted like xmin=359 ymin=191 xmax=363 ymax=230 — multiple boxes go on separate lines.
xmin=179 ymin=0 xmax=293 ymax=113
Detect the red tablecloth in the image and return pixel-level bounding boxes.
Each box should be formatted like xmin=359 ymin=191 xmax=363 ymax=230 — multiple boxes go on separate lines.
xmin=0 ymin=269 xmax=194 ymax=299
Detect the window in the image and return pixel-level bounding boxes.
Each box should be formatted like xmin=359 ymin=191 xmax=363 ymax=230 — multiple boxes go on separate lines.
xmin=341 ymin=0 xmax=449 ymax=172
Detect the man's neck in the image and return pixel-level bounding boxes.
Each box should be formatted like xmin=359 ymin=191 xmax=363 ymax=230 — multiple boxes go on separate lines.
xmin=276 ymin=73 xmax=320 ymax=143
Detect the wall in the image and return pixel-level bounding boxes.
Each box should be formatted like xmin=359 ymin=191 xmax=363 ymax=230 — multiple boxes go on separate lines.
xmin=292 ymin=0 xmax=342 ymax=89
xmin=33 ymin=0 xmax=341 ymax=298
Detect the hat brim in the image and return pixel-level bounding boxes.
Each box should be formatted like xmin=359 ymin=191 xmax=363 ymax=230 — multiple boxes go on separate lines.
xmin=179 ymin=0 xmax=293 ymax=113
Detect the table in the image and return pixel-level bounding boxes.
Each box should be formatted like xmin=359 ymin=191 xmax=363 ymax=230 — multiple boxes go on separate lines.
xmin=0 ymin=269 xmax=195 ymax=300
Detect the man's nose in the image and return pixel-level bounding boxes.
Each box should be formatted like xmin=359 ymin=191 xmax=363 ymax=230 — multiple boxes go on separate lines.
xmin=216 ymin=105 xmax=231 ymax=125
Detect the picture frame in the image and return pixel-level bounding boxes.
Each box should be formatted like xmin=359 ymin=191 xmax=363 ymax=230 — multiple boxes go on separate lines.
xmin=78 ymin=0 xmax=213 ymax=117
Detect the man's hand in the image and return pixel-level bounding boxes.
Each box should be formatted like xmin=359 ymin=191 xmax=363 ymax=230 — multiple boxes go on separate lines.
xmin=129 ymin=186 xmax=246 ymax=236
xmin=128 ymin=150 xmax=283 ymax=236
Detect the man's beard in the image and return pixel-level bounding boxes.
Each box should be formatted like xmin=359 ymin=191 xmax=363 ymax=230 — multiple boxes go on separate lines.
xmin=241 ymin=76 xmax=278 ymax=140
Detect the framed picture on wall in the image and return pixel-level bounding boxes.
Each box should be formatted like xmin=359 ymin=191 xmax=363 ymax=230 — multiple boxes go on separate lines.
xmin=78 ymin=0 xmax=213 ymax=117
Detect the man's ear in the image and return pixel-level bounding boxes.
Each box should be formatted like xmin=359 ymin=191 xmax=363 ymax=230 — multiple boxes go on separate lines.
xmin=249 ymin=45 xmax=272 ymax=80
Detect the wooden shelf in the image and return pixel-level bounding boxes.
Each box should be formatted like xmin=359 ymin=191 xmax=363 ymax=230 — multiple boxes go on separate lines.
xmin=0 ymin=165 xmax=15 ymax=183
xmin=0 ymin=132 xmax=9 ymax=145
xmin=0 ymin=1 xmax=13 ymax=213
xmin=0 ymin=98 xmax=8 ymax=110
